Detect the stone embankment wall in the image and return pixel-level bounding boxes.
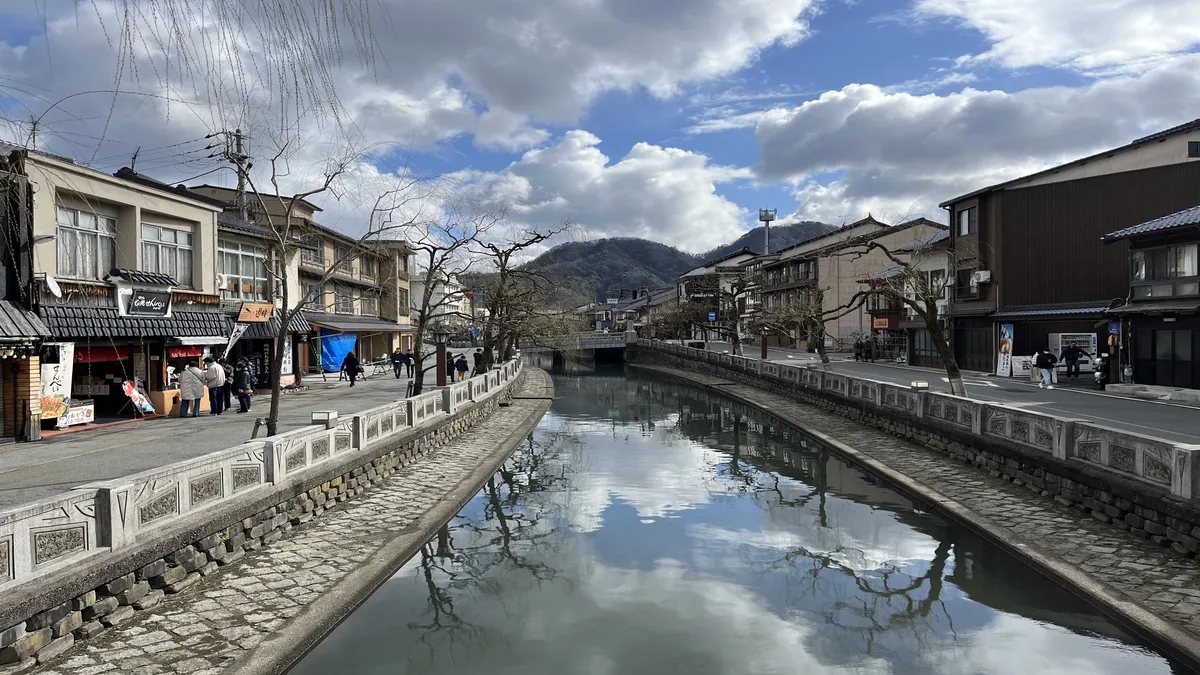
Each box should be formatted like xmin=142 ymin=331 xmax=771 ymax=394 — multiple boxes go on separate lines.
xmin=0 ymin=359 xmax=524 ymax=669
xmin=633 ymin=342 xmax=1200 ymax=555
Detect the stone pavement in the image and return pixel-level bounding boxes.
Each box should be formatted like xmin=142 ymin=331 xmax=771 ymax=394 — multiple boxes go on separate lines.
xmin=638 ymin=365 xmax=1200 ymax=652
xmin=22 ymin=370 xmax=551 ymax=675
xmin=0 ymin=367 xmax=446 ymax=511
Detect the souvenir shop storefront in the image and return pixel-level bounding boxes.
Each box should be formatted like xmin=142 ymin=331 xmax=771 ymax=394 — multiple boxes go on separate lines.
xmin=222 ymin=302 xmax=312 ymax=390
xmin=38 ymin=276 xmax=231 ymax=425
xmin=0 ymin=301 xmax=50 ymax=443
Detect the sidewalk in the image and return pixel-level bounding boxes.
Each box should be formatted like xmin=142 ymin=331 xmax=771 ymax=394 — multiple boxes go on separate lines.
xmin=0 ymin=368 xmax=442 ymax=512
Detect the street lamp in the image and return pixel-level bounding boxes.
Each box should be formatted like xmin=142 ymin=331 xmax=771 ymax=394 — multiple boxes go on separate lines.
xmin=760 ymin=326 xmax=769 ymax=361
xmin=434 ymin=328 xmax=450 ymax=387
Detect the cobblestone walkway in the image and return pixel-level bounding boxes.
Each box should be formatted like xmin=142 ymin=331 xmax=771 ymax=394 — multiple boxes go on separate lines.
xmin=28 ymin=372 xmax=551 ymax=675
xmin=642 ymin=366 xmax=1200 ymax=643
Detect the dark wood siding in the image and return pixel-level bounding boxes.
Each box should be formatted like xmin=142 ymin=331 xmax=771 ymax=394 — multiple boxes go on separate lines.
xmin=999 ymin=162 xmax=1200 ymax=308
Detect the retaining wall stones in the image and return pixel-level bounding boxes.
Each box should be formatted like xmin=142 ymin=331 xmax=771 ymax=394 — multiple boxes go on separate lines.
xmin=0 ymin=360 xmax=523 ymax=669
xmin=635 ymin=341 xmax=1200 ymax=559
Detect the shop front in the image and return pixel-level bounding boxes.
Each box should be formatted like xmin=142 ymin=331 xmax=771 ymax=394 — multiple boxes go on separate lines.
xmin=1112 ymin=301 xmax=1200 ymax=390
xmin=222 ymin=302 xmax=312 ymax=390
xmin=0 ymin=301 xmax=50 ymax=443
xmin=303 ymin=312 xmax=414 ymax=373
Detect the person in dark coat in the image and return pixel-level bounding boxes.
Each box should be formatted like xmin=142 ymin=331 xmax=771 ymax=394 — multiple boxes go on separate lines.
xmin=390 ymin=347 xmax=405 ymax=379
xmin=219 ymin=358 xmax=234 ymax=411
xmin=1034 ymin=350 xmax=1058 ymax=389
xmin=863 ymin=339 xmax=875 ymax=363
xmin=455 ymin=353 xmax=470 ymax=381
xmin=1060 ymin=345 xmax=1088 ymax=379
xmin=234 ymin=358 xmax=254 ymax=413
xmin=472 ymin=348 xmax=484 ymax=376
xmin=853 ymin=339 xmax=863 ymax=362
xmin=342 ymin=352 xmax=361 ymax=387
xmin=446 ymin=353 xmax=457 ymax=380
xmin=404 ymin=350 xmax=415 ymax=377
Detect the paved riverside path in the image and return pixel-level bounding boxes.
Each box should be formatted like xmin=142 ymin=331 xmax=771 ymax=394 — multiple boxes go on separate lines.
xmin=699 ymin=341 xmax=1200 ymax=443
xmin=633 ymin=364 xmax=1200 ymax=664
xmin=0 ymin=368 xmax=446 ymax=511
xmin=26 ymin=369 xmax=553 ymax=675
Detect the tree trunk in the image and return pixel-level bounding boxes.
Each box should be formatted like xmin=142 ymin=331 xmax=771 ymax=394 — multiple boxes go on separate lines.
xmin=929 ymin=319 xmax=966 ymax=396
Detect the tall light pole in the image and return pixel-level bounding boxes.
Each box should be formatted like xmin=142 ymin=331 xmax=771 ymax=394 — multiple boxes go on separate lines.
xmin=758 ymin=208 xmax=777 ymax=254
xmin=434 ymin=328 xmax=449 ymax=387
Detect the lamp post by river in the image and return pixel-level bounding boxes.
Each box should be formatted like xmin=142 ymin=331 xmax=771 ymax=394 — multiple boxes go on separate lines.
xmin=434 ymin=328 xmax=449 ymax=387
xmin=760 ymin=326 xmax=769 ymax=361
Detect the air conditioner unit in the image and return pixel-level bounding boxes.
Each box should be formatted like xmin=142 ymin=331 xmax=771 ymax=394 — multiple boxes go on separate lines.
xmin=215 ymin=274 xmax=228 ymax=288
xmin=972 ymin=270 xmax=992 ymax=284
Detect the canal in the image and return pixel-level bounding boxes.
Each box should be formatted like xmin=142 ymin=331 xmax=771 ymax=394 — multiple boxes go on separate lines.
xmin=293 ymin=369 xmax=1187 ymax=674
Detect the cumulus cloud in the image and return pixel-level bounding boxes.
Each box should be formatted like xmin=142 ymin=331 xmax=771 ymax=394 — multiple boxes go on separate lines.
xmin=454 ymin=130 xmax=753 ymax=253
xmin=754 ymin=54 xmax=1200 ymax=223
xmin=913 ymin=0 xmax=1200 ymax=74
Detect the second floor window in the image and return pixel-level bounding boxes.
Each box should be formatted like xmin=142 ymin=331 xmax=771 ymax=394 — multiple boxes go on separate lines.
xmin=141 ymin=224 xmax=194 ymax=287
xmin=397 ymin=288 xmax=410 ymax=314
xmin=301 ymin=235 xmax=324 ymax=267
xmin=334 ymin=285 xmax=354 ymax=314
xmin=359 ymin=255 xmax=377 ymax=280
xmin=302 ymin=282 xmax=324 ymax=309
xmin=360 ymin=294 xmax=378 ymax=316
xmin=955 ymin=269 xmax=978 ymax=298
xmin=957 ymin=207 xmax=977 ymax=236
xmin=57 ymin=206 xmax=116 ymax=281
xmin=1133 ymin=245 xmax=1197 ymax=281
xmin=218 ymin=242 xmax=269 ymax=301
xmin=335 ymin=245 xmax=353 ymax=275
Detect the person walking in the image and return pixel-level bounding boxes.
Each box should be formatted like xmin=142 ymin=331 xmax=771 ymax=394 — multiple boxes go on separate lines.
xmin=234 ymin=358 xmax=254 ymax=413
xmin=455 ymin=353 xmax=470 ymax=381
xmin=446 ymin=353 xmax=456 ymax=381
xmin=853 ymin=338 xmax=863 ymax=362
xmin=219 ymin=357 xmax=234 ymax=412
xmin=342 ymin=352 xmax=361 ymax=387
xmin=472 ymin=348 xmax=484 ymax=376
xmin=203 ymin=356 xmax=227 ymax=414
xmin=864 ymin=339 xmax=875 ymax=363
xmin=178 ymin=361 xmax=206 ymax=417
xmin=390 ymin=347 xmax=405 ymax=379
xmin=1060 ymin=344 xmax=1087 ymax=379
xmin=404 ymin=350 xmax=415 ymax=377
xmin=1034 ymin=350 xmax=1058 ymax=389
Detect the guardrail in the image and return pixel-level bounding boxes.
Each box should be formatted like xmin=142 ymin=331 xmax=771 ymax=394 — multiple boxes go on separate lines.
xmin=638 ymin=339 xmax=1200 ymax=502
xmin=0 ymin=358 xmax=523 ymax=595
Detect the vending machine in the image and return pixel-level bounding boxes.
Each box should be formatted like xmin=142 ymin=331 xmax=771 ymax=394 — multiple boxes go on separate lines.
xmin=1048 ymin=332 xmax=1098 ymax=373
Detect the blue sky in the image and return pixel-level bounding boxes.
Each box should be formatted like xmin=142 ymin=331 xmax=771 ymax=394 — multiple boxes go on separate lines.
xmin=2 ymin=0 xmax=1199 ymax=251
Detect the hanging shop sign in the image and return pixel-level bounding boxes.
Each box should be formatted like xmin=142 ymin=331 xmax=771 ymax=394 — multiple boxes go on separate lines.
xmin=39 ymin=342 xmax=75 ymax=420
xmin=280 ymin=334 xmax=294 ymax=375
xmin=128 ymin=290 xmax=171 ymax=316
xmin=237 ymin=302 xmax=274 ymax=323
xmin=222 ymin=323 xmax=251 ymax=359
xmin=168 ymin=346 xmax=204 ymax=359
xmin=75 ymin=346 xmax=132 ymax=363
xmin=872 ymin=317 xmax=891 ymax=329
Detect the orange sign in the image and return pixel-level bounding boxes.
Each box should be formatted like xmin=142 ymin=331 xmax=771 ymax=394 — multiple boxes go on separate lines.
xmin=237 ymin=302 xmax=274 ymax=323
xmin=872 ymin=317 xmax=891 ymax=329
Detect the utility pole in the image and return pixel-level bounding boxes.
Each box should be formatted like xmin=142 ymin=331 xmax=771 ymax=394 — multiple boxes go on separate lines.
xmin=130 ymin=146 xmax=140 ymax=170
xmin=207 ymin=129 xmax=251 ymax=220
xmin=758 ymin=208 xmax=776 ymax=255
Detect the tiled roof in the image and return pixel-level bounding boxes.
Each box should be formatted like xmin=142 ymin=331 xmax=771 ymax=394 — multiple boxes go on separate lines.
xmin=0 ymin=301 xmax=50 ymax=339
xmin=218 ymin=214 xmax=279 ymax=240
xmin=1103 ymin=204 xmax=1200 ymax=241
xmin=991 ymin=305 xmax=1110 ymax=319
xmin=39 ymin=306 xmax=231 ymax=339
xmin=109 ymin=268 xmax=178 ymax=286
xmin=113 ymin=168 xmax=226 ymax=208
xmin=898 ymin=229 xmax=951 ymax=251
xmin=861 ymin=266 xmax=905 ymax=281
xmin=304 ymin=312 xmax=414 ymax=333
xmin=242 ymin=312 xmax=312 ymax=339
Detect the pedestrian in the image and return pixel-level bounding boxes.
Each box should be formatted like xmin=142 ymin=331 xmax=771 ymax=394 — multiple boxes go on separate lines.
xmin=472 ymin=348 xmax=484 ymax=376
xmin=455 ymin=353 xmax=470 ymax=381
xmin=853 ymin=338 xmax=863 ymax=362
xmin=864 ymin=339 xmax=875 ymax=363
xmin=1034 ymin=350 xmax=1058 ymax=389
xmin=219 ymin=357 xmax=234 ymax=411
xmin=234 ymin=358 xmax=254 ymax=413
xmin=178 ymin=360 xmax=206 ymax=417
xmin=404 ymin=350 xmax=415 ymax=377
xmin=342 ymin=352 xmax=361 ymax=387
xmin=390 ymin=347 xmax=405 ymax=379
xmin=1060 ymin=344 xmax=1087 ymax=379
xmin=446 ymin=353 xmax=457 ymax=381
xmin=203 ymin=356 xmax=227 ymax=414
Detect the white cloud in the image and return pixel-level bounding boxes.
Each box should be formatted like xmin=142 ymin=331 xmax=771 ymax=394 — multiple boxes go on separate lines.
xmin=913 ymin=0 xmax=1200 ymax=74
xmin=454 ymin=130 xmax=753 ymax=253
xmin=754 ymin=55 xmax=1200 ymax=224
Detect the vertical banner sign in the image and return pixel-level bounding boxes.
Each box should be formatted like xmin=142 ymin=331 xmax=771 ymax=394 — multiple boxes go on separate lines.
xmin=39 ymin=342 xmax=75 ymax=419
xmin=223 ymin=323 xmax=251 ymax=359
xmin=996 ymin=323 xmax=1014 ymax=377
xmin=280 ymin=334 xmax=294 ymax=375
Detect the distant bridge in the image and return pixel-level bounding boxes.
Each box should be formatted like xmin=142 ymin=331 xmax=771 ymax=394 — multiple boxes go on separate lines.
xmin=519 ymin=331 xmax=637 ymax=353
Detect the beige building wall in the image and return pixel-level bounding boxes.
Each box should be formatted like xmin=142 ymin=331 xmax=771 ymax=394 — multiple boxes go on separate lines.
xmin=26 ymin=155 xmax=221 ymax=295
xmin=1013 ymin=131 xmax=1200 ymax=189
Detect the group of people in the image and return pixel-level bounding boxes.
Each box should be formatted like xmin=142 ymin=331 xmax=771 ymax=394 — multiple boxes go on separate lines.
xmin=1033 ymin=345 xmax=1092 ymax=390
xmin=389 ymin=348 xmax=417 ymax=379
xmin=445 ymin=349 xmax=485 ymax=381
xmin=853 ymin=338 xmax=876 ymax=363
xmin=178 ymin=356 xmax=257 ymax=417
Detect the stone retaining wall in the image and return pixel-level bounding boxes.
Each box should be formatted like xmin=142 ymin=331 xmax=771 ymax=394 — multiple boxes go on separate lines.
xmin=634 ymin=341 xmax=1200 ymax=558
xmin=0 ymin=360 xmax=523 ymax=669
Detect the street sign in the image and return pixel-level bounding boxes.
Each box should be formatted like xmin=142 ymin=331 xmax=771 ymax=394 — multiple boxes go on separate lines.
xmin=1108 ymin=321 xmax=1121 ymax=335
xmin=708 ymin=312 xmax=717 ymax=322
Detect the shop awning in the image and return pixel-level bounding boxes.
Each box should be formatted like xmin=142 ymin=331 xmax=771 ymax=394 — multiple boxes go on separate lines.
xmin=40 ymin=306 xmax=232 ymax=340
xmin=1109 ymin=300 xmax=1200 ymax=316
xmin=990 ymin=304 xmax=1110 ymax=320
xmin=0 ymin=301 xmax=50 ymax=340
xmin=170 ymin=336 xmax=228 ymax=346
xmin=303 ymin=311 xmax=414 ymax=334
xmin=241 ymin=312 xmax=312 ymax=340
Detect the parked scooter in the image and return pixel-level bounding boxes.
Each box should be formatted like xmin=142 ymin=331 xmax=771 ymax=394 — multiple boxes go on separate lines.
xmin=1094 ymin=353 xmax=1109 ymax=390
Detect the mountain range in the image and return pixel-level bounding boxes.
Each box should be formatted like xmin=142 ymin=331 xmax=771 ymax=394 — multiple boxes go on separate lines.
xmin=520 ymin=221 xmax=836 ymax=304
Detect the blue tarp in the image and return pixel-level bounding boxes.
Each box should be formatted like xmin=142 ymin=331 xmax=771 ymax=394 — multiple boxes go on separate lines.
xmin=319 ymin=330 xmax=357 ymax=372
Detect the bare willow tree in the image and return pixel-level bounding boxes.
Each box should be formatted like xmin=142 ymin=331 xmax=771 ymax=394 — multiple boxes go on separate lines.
xmin=758 ymin=285 xmax=865 ymax=370
xmin=236 ymin=139 xmax=427 ymax=434
xmin=679 ymin=273 xmax=755 ymax=354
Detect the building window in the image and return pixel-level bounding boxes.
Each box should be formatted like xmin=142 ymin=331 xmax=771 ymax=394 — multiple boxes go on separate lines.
xmin=218 ymin=241 xmax=269 ymax=300
xmin=301 ymin=235 xmax=324 ymax=267
xmin=359 ymin=255 xmax=377 ymax=280
xmin=1133 ymin=245 xmax=1198 ymax=281
xmin=360 ymin=294 xmax=378 ymax=316
xmin=956 ymin=207 xmax=977 ymax=236
xmin=1189 ymin=141 xmax=1200 ymax=158
xmin=335 ymin=245 xmax=353 ymax=275
xmin=955 ymin=269 xmax=978 ymax=298
xmin=141 ymin=224 xmax=194 ymax=287
xmin=398 ymin=288 xmax=410 ymax=314
xmin=302 ymin=282 xmax=324 ymax=309
xmin=930 ymin=269 xmax=947 ymax=298
xmin=56 ymin=206 xmax=116 ymax=281
xmin=334 ymin=284 xmax=354 ymax=314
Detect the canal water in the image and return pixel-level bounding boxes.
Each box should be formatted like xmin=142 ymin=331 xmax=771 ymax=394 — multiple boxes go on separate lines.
xmin=293 ymin=369 xmax=1187 ymax=675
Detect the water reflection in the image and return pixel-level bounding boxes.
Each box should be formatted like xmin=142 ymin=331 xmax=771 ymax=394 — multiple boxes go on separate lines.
xmin=293 ymin=370 xmax=1187 ymax=675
